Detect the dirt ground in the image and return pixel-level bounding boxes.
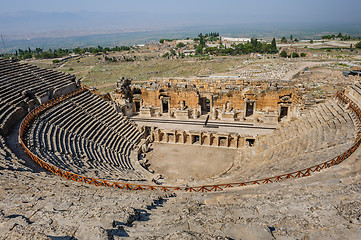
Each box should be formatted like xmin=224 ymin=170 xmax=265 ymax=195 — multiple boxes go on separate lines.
xmin=147 ymin=142 xmax=236 ymax=182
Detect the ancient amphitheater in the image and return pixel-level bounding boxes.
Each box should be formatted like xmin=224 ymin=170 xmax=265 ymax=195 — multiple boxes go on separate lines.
xmin=0 ymin=57 xmax=361 ymax=239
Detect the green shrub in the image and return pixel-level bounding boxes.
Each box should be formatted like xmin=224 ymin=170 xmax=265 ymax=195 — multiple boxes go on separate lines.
xmin=280 ymin=50 xmax=287 ymax=58
xmin=355 ymin=40 xmax=361 ymax=49
xmin=176 ymin=42 xmax=186 ymax=48
xmin=292 ymin=52 xmax=299 ymax=58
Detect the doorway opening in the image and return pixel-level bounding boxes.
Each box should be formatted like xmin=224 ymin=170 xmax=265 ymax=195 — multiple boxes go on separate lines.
xmin=135 ymin=101 xmax=141 ymax=112
xmin=280 ymin=106 xmax=288 ymax=119
xmin=219 ymin=137 xmax=227 ymax=147
xmin=206 ymin=99 xmax=211 ymax=112
xmin=167 ymin=133 xmax=175 ymax=142
xmin=246 ymin=102 xmax=254 ymax=117
xmin=246 ymin=139 xmax=255 ymax=147
xmin=162 ymin=100 xmax=169 ymax=113
xmin=192 ymin=135 xmax=200 ymax=144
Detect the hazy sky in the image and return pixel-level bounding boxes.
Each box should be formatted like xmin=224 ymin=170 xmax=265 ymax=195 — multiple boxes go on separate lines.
xmin=2 ymin=0 xmax=361 ymax=18
xmin=1 ymin=0 xmax=361 ymax=38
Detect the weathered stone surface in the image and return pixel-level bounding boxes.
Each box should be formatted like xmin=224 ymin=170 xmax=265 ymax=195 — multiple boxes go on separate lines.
xmin=0 ymin=58 xmax=360 ymax=239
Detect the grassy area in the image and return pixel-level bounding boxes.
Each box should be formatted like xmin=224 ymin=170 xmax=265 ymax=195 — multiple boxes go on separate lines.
xmin=25 ymin=42 xmax=359 ymax=94
xmin=30 ymin=54 xmax=252 ymax=93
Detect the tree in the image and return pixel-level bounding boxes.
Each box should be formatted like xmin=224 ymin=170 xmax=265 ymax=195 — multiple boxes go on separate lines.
xmin=281 ymin=36 xmax=287 ymax=43
xmin=310 ymin=40 xmax=314 ymax=44
xmin=198 ymin=33 xmax=206 ymax=48
xmin=170 ymin=49 xmax=176 ymax=56
xmin=112 ymin=46 xmax=121 ymax=51
xmin=196 ymin=44 xmax=203 ymax=55
xmin=73 ymin=47 xmax=81 ymax=54
xmin=292 ymin=52 xmax=299 ymax=58
xmin=251 ymin=38 xmax=258 ymax=48
xmin=270 ymin=38 xmax=277 ymax=53
xmin=219 ymin=41 xmax=224 ymax=49
xmin=120 ymin=46 xmax=130 ymax=51
xmin=300 ymin=53 xmax=306 ymax=57
xmin=355 ymin=40 xmax=361 ymax=49
xmin=271 ymin=38 xmax=276 ymax=48
xmin=280 ymin=50 xmax=287 ymax=58
xmin=290 ymin=35 xmax=293 ymax=42
xmin=341 ymin=35 xmax=351 ymax=41
xmin=176 ymin=42 xmax=185 ymax=49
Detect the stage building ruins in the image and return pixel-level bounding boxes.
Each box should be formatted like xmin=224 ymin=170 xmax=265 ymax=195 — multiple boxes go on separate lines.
xmin=112 ymin=77 xmax=302 ymax=123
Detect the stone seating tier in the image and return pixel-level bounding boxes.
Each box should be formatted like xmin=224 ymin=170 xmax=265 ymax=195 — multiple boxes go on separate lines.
xmin=27 ymin=90 xmax=144 ymax=182
xmin=0 ymin=58 xmax=76 ymax=136
xmin=223 ymin=99 xmax=357 ymax=183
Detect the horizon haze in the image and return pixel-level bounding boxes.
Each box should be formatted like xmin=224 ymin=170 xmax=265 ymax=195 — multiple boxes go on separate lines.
xmin=1 ymin=0 xmax=361 ymax=52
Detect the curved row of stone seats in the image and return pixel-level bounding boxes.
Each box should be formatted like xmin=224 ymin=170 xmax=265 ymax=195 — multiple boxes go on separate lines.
xmin=28 ymin=120 xmax=143 ymax=181
xmin=32 ymin=120 xmax=134 ymax=170
xmin=258 ymin=99 xmax=355 ymax=148
xmin=70 ymin=91 xmax=142 ymax=145
xmin=0 ymin=58 xmax=77 ymax=136
xmin=0 ymin=59 xmax=75 ymax=86
xmin=31 ymin=147 xmax=142 ymax=181
xmin=350 ymin=83 xmax=361 ymax=96
xmin=27 ymin=90 xmax=145 ymax=181
xmin=0 ymin=59 xmax=75 ymax=98
xmin=0 ymin=101 xmax=18 ymax=124
xmin=347 ymin=83 xmax=361 ymax=107
xmin=225 ymin=99 xmax=357 ymax=183
xmin=39 ymin=99 xmax=136 ymax=154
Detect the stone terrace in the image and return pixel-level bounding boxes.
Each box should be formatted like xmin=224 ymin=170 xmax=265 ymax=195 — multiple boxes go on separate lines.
xmin=0 ymin=58 xmax=77 ymax=136
xmin=221 ymin=98 xmax=357 ymax=183
xmin=26 ymin=90 xmax=145 ymax=181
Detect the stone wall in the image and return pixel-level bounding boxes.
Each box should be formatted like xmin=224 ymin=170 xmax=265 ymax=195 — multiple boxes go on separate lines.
xmin=0 ymin=107 xmax=27 ymax=136
xmin=141 ymin=87 xmax=200 ymax=109
xmin=150 ymin=128 xmax=256 ymax=149
xmin=112 ymin=77 xmax=301 ymax=122
xmin=53 ymin=82 xmax=78 ymax=98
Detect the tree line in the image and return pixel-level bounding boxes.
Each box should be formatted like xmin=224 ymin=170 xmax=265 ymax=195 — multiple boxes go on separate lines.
xmin=0 ymin=45 xmax=132 ymax=60
xmin=321 ymin=33 xmax=359 ymax=41
xmin=198 ymin=37 xmax=278 ymax=55
xmin=160 ymin=32 xmax=278 ymax=56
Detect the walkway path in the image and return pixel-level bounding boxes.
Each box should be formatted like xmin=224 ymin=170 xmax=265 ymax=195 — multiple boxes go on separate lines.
xmin=131 ymin=116 xmax=278 ymax=136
